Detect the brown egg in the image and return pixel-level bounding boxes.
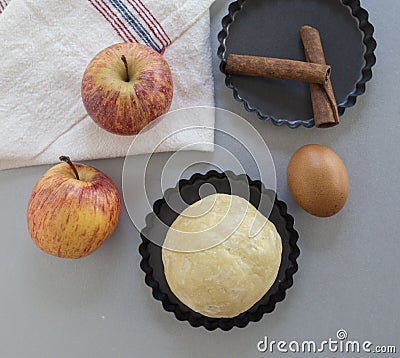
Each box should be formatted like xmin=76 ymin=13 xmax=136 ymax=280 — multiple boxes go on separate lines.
xmin=287 ymin=144 xmax=349 ymax=217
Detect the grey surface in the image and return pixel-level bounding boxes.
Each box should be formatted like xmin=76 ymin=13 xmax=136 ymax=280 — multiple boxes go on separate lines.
xmin=0 ymin=0 xmax=399 ymax=357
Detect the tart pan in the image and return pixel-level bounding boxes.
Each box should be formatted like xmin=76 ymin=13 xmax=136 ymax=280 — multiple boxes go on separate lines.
xmin=139 ymin=171 xmax=300 ymax=330
xmin=217 ymin=0 xmax=377 ymax=128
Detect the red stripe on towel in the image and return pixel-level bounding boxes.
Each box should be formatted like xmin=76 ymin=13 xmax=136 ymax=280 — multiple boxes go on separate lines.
xmin=133 ymin=0 xmax=171 ymax=45
xmin=88 ymin=0 xmax=129 ymax=41
xmin=126 ymin=0 xmax=167 ymax=48
xmin=88 ymin=0 xmax=139 ymax=43
xmin=96 ymin=0 xmax=139 ymax=42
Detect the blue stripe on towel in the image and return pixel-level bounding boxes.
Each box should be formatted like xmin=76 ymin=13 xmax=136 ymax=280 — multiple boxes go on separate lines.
xmin=108 ymin=0 xmax=161 ymax=52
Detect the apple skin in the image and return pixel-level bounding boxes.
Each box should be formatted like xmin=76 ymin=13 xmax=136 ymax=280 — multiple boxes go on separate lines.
xmin=27 ymin=162 xmax=121 ymax=259
xmin=81 ymin=42 xmax=173 ymax=135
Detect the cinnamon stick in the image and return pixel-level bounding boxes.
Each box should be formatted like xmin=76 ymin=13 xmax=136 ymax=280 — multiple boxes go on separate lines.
xmin=300 ymin=25 xmax=339 ymax=128
xmin=226 ymin=54 xmax=331 ymax=84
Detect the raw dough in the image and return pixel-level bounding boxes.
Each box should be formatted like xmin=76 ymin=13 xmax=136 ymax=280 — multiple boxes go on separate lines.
xmin=162 ymin=194 xmax=282 ymax=318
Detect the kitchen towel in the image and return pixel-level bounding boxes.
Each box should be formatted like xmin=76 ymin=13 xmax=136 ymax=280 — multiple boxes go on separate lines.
xmin=0 ymin=0 xmax=215 ymax=170
xmin=0 ymin=0 xmax=8 ymax=15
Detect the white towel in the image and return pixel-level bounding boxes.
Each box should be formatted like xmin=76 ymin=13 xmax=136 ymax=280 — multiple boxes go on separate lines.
xmin=0 ymin=0 xmax=215 ymax=170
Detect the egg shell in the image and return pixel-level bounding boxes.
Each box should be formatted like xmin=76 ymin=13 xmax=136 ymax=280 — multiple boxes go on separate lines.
xmin=287 ymin=144 xmax=349 ymax=217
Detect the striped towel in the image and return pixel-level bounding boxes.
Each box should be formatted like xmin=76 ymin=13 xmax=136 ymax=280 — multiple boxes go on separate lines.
xmin=0 ymin=0 xmax=8 ymax=14
xmin=86 ymin=0 xmax=172 ymax=53
xmin=0 ymin=0 xmax=215 ymax=170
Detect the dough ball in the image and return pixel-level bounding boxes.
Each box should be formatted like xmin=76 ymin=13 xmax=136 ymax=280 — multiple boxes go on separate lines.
xmin=162 ymin=194 xmax=282 ymax=318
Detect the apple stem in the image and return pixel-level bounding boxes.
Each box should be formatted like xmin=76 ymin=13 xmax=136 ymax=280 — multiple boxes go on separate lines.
xmin=59 ymin=156 xmax=80 ymax=180
xmin=121 ymin=55 xmax=129 ymax=82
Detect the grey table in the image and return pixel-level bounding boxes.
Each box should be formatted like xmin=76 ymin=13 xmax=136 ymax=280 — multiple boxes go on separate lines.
xmin=0 ymin=0 xmax=399 ymax=357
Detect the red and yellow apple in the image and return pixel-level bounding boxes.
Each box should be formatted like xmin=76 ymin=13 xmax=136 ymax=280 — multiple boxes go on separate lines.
xmin=27 ymin=157 xmax=121 ymax=259
xmin=81 ymin=42 xmax=173 ymax=135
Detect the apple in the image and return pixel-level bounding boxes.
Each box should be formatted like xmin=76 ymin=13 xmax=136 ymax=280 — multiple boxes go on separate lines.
xmin=27 ymin=156 xmax=121 ymax=259
xmin=81 ymin=42 xmax=173 ymax=135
